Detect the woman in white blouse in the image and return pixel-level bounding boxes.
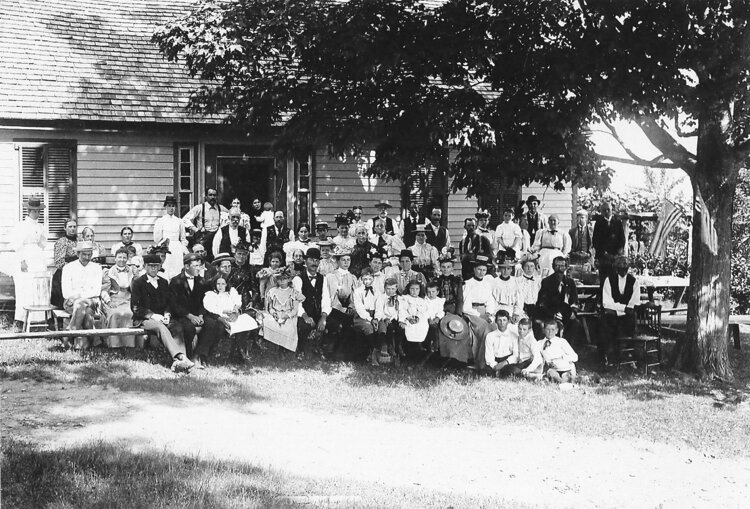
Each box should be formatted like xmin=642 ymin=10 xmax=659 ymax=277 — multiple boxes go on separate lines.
xmin=101 ymin=247 xmax=136 ymax=348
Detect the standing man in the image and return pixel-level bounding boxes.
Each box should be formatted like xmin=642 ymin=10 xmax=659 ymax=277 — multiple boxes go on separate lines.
xmin=131 ymin=254 xmax=194 ymax=372
xmin=182 ymin=188 xmax=229 ymax=258
xmin=61 ymin=241 xmax=103 ymax=348
xmin=212 ymin=207 xmax=250 ymax=257
xmin=459 ymin=217 xmax=493 ymax=281
xmin=266 ymin=210 xmax=294 ymax=256
xmin=424 ymin=207 xmax=451 ymax=253
xmin=592 ymin=201 xmax=626 ymax=283
xmin=569 ymin=209 xmax=594 ymax=267
xmin=367 ymin=200 xmax=401 ymax=238
xmin=169 ymin=253 xmax=206 ymax=359
xmin=10 ymin=197 xmax=47 ymax=331
xmin=293 ymin=247 xmax=332 ymax=359
xmin=525 ymin=195 xmax=548 ymax=244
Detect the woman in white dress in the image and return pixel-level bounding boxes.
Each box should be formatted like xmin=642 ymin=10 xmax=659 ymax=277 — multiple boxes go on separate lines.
xmin=10 ymin=197 xmax=47 ymax=329
xmin=529 ymin=214 xmax=571 ymax=276
xmin=153 ymin=195 xmax=188 ymax=280
xmin=262 ymin=267 xmax=305 ymax=352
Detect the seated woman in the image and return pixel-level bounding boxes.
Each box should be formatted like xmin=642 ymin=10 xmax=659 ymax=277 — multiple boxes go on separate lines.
xmin=283 ymin=223 xmax=315 ymax=261
xmin=111 ymin=226 xmax=143 ymax=257
xmin=195 ymin=276 xmax=259 ymax=368
xmin=529 ymin=214 xmax=571 ymax=275
xmin=257 ymin=250 xmax=285 ymax=305
xmin=262 ymin=267 xmax=305 ymax=353
xmin=81 ymin=226 xmax=107 ymax=262
xmin=101 ymin=247 xmax=136 ymax=348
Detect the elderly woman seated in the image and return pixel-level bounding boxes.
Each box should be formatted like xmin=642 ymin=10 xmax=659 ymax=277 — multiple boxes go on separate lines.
xmin=101 ymin=247 xmax=137 ymax=348
xmin=81 ymin=226 xmax=107 ymax=262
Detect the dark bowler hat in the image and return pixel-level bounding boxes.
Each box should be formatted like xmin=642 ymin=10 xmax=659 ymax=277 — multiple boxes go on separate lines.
xmin=472 ymin=254 xmax=491 ymax=267
xmin=526 ymin=195 xmax=540 ymax=206
xmin=398 ymin=249 xmax=414 ymax=260
xmin=305 ymin=247 xmax=322 ymax=260
xmin=183 ymin=252 xmax=202 ymax=264
xmin=235 ymin=240 xmax=250 ymax=252
xmin=163 ymin=195 xmax=177 ymax=206
xmin=143 ymin=254 xmax=162 ymax=264
xmin=27 ymin=197 xmax=45 ymax=210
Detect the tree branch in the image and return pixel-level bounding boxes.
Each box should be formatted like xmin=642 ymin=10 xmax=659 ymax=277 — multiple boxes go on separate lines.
xmin=635 ymin=115 xmax=697 ymax=177
xmin=674 ymin=117 xmax=699 ymax=137
xmin=598 ymin=155 xmax=681 ymax=169
xmin=599 ymin=117 xmax=678 ymax=168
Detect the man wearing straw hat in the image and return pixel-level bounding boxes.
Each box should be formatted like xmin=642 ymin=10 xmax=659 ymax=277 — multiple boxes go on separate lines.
xmin=61 ymin=241 xmax=103 ymax=348
xmin=367 ymin=199 xmax=402 ymax=238
xmin=10 ymin=197 xmax=48 ymax=330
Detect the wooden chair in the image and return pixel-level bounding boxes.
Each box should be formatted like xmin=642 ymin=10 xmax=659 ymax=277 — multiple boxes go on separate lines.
xmin=615 ymin=302 xmax=662 ymax=375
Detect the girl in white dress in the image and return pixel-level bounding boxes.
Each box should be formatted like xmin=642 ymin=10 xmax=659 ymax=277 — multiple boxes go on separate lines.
xmin=153 ymin=195 xmax=188 ymax=280
xmin=262 ymin=268 xmax=305 ymax=352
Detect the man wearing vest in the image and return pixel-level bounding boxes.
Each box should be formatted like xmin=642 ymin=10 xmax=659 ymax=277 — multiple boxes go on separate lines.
xmin=424 ymin=207 xmax=451 ymax=253
xmin=367 ymin=200 xmax=401 ymax=238
xmin=212 ymin=207 xmax=250 ymax=257
xmin=293 ymin=247 xmax=332 ymax=360
xmin=600 ymin=255 xmax=642 ymax=364
xmin=265 ymin=210 xmax=294 ymax=257
xmin=182 ymin=188 xmax=229 ymax=259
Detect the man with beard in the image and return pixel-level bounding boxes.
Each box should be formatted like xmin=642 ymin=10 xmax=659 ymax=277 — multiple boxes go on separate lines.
xmin=536 ymin=256 xmax=581 ymax=342
xmin=592 ymin=201 xmax=626 ymax=283
xmin=266 ymin=210 xmax=295 ymax=257
xmin=212 ymin=207 xmax=250 ymax=257
xmin=600 ymin=255 xmax=642 ymax=364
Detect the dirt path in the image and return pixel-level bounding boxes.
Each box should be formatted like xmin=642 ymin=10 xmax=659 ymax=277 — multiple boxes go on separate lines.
xmin=3 ymin=378 xmax=749 ymax=509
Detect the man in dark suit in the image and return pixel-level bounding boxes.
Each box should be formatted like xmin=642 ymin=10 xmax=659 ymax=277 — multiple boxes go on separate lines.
xmin=265 ymin=210 xmax=293 ymax=256
xmin=169 ymin=253 xmax=206 ymax=359
xmin=592 ymin=201 xmax=626 ymax=283
xmin=293 ymin=247 xmax=332 ymax=359
xmin=535 ymin=256 xmax=581 ymax=341
xmin=569 ymin=208 xmax=594 ymax=266
xmin=459 ymin=217 xmax=493 ymax=280
xmin=131 ymin=254 xmax=193 ymax=372
xmin=425 ymin=207 xmax=451 ymax=253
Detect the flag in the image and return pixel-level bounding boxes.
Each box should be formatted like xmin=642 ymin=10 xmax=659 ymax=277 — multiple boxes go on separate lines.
xmin=695 ymin=191 xmax=718 ymax=256
xmin=648 ymin=199 xmax=682 ymax=258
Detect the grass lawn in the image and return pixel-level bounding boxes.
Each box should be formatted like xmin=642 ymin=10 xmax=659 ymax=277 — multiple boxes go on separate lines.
xmin=2 ymin=328 xmax=750 ymax=508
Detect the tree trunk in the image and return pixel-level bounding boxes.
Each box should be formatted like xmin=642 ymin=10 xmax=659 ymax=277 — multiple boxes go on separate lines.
xmin=677 ymin=118 xmax=738 ymax=379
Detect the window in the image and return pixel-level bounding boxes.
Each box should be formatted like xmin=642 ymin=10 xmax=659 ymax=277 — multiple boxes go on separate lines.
xmin=17 ymin=141 xmax=75 ymax=240
xmin=175 ymin=145 xmax=195 ymax=218
xmin=295 ymin=154 xmax=313 ymax=226
xmin=479 ymin=174 xmax=521 ymax=229
xmin=403 ymin=164 xmax=447 ymax=222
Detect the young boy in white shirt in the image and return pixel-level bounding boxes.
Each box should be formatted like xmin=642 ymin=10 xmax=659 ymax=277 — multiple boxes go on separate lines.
xmin=483 ymin=309 xmax=519 ymax=377
xmin=513 ymin=318 xmax=543 ymax=380
xmin=531 ymin=319 xmax=579 ymax=383
xmin=373 ymin=278 xmax=402 ymax=365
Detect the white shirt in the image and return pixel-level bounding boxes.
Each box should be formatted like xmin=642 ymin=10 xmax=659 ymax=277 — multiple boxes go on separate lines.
xmin=293 ymin=272 xmax=332 ymax=317
xmin=332 ymin=235 xmax=356 ymax=250
xmin=352 ymin=284 xmax=380 ymax=320
xmin=11 ymin=216 xmax=47 ymax=272
xmin=485 ymin=324 xmax=519 ymax=368
xmin=494 ymin=221 xmax=522 ymax=252
xmin=517 ymin=274 xmax=541 ymax=306
xmin=462 ymin=277 xmax=497 ymax=317
xmin=212 ymin=225 xmax=251 ymax=256
xmin=409 ymin=242 xmax=439 ymax=273
xmin=492 ymin=276 xmax=523 ymax=317
xmin=203 ymin=288 xmax=241 ymax=315
xmin=425 ymin=221 xmax=452 ymax=251
xmin=534 ymin=336 xmax=578 ymax=372
xmin=374 ymin=293 xmax=400 ymax=321
xmin=325 ymin=268 xmax=358 ymax=312
xmin=602 ymin=273 xmax=642 ymax=316
xmin=61 ymin=260 xmax=102 ymax=300
xmin=532 ymin=228 xmax=571 ymax=255
xmin=424 ymin=296 xmax=446 ymax=321
xmin=511 ymin=331 xmax=541 ymax=366
xmin=111 ymin=241 xmax=143 ymax=256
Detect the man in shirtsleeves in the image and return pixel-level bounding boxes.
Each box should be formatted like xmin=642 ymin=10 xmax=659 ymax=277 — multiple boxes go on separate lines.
xmin=182 ymin=188 xmax=229 ymax=260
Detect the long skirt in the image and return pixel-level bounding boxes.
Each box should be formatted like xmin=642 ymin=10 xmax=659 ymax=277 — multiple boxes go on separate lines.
xmin=102 ymin=291 xmax=135 ymax=348
xmin=437 ymin=313 xmax=472 ymax=363
xmin=262 ymin=315 xmax=298 ymax=351
xmin=538 ymin=248 xmax=565 ymax=276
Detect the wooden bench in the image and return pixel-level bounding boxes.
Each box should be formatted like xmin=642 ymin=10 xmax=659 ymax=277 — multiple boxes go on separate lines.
xmin=0 ymin=327 xmax=154 ymax=341
xmin=659 ymin=309 xmax=745 ymax=350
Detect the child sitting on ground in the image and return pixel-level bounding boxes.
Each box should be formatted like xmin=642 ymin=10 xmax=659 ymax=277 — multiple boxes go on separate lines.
xmin=373 ymin=278 xmax=402 ymax=366
xmin=513 ymin=318 xmax=543 ymax=380
xmin=535 ymin=319 xmax=578 ymax=383
xmin=483 ymin=309 xmax=519 ymax=377
xmin=423 ymin=281 xmax=445 ymax=353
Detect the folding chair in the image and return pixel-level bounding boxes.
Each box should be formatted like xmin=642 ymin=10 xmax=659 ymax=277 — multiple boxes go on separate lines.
xmin=615 ymin=302 xmax=662 ymax=375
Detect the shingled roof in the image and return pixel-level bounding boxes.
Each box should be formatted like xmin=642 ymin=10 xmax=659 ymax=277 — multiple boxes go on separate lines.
xmin=0 ymin=0 xmax=217 ymax=124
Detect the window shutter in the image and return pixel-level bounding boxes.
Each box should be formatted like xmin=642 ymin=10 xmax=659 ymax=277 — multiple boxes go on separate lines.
xmin=406 ymin=165 xmax=445 ymax=220
xmin=481 ymin=175 xmax=521 ymax=229
xmin=21 ymin=146 xmax=46 ymax=224
xmin=46 ymin=146 xmax=73 ymax=240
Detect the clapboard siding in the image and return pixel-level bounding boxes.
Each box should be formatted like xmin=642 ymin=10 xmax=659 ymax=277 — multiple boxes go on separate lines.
xmin=77 ymin=142 xmax=174 ymax=249
xmin=314 ymin=150 xmax=402 ymax=225
xmin=0 ymin=142 xmax=20 ymax=255
xmin=447 ymin=187 xmax=478 ymax=251
xmin=522 ymin=182 xmax=575 ymax=230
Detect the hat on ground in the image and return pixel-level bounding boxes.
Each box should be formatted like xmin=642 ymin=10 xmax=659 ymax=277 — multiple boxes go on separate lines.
xmin=212 ymin=253 xmax=233 ymax=266
xmin=316 ymin=239 xmax=334 ymax=248
xmin=163 ymin=195 xmax=177 ymax=206
xmin=413 ymin=224 xmax=428 ymax=234
xmin=331 ymin=246 xmax=352 ymax=258
xmin=143 ymin=254 xmax=162 ymax=264
xmin=398 ymin=249 xmax=414 ymax=260
xmin=235 ymin=240 xmax=250 ymax=252
xmin=526 ymin=195 xmax=540 ymax=206
xmin=374 ymin=199 xmax=393 ymax=209
xmin=439 ymin=315 xmax=471 ymax=341
xmin=471 ymin=254 xmax=491 ymax=267
xmin=475 ymin=209 xmax=491 ymax=219
xmin=26 ymin=197 xmax=45 ymax=210
xmin=305 ymin=247 xmax=322 ymax=260
xmin=74 ymin=241 xmax=95 ymax=252
xmin=183 ymin=252 xmax=202 ymax=264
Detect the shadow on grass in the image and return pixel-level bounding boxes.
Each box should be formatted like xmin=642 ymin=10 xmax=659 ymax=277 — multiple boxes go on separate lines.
xmin=0 ymin=438 xmax=495 ymax=509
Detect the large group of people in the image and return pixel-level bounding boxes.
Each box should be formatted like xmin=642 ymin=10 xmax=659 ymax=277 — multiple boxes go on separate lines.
xmin=10 ymin=190 xmax=637 ymax=380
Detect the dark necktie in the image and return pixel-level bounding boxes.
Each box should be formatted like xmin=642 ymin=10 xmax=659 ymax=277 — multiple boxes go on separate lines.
xmin=389 ymin=296 xmax=397 ymax=306
xmin=365 ymin=287 xmax=374 ymax=295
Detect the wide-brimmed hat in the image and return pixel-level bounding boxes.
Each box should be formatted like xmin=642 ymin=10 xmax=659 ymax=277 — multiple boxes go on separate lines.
xmin=316 ymin=239 xmax=334 ymax=248
xmin=374 ymin=200 xmax=393 ymax=209
xmin=496 ymin=259 xmax=516 ymax=269
xmin=305 ymin=247 xmax=322 ymax=260
xmin=471 ymin=254 xmax=491 ymax=267
xmin=526 ymin=195 xmax=540 ymax=206
xmin=163 ymin=195 xmax=177 ymax=206
xmin=143 ymin=254 xmax=162 ymax=264
xmin=27 ymin=197 xmax=45 ymax=210
xmin=315 ymin=220 xmax=329 ymax=229
xmin=331 ymin=246 xmax=352 ymax=258
xmin=439 ymin=315 xmax=470 ymax=341
xmin=212 ymin=253 xmax=233 ymax=266
xmin=74 ymin=241 xmax=95 ymax=252
xmin=413 ymin=224 xmax=428 ymax=234
xmin=475 ymin=209 xmax=491 ymax=219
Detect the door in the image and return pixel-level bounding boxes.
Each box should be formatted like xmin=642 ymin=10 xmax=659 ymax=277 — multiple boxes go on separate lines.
xmin=204 ymin=145 xmax=279 ymax=211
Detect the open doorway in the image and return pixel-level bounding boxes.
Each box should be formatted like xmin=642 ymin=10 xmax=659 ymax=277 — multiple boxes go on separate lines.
xmin=216 ymin=156 xmax=275 ymax=208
